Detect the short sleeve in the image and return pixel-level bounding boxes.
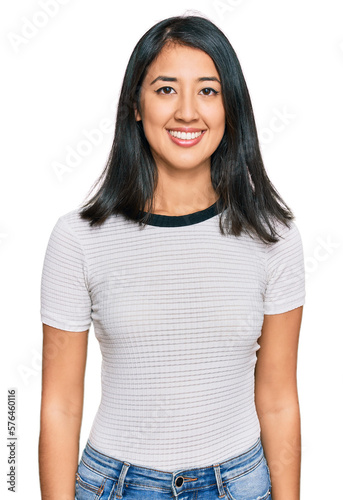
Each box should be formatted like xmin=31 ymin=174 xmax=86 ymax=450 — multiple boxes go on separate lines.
xmin=263 ymin=221 xmax=305 ymax=315
xmin=40 ymin=216 xmax=92 ymax=332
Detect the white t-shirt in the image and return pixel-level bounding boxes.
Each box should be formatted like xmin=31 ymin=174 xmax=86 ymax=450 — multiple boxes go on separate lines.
xmin=40 ymin=200 xmax=305 ymax=470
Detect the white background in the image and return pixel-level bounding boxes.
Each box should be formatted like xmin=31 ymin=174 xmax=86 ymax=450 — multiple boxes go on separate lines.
xmin=1 ymin=0 xmax=343 ymax=497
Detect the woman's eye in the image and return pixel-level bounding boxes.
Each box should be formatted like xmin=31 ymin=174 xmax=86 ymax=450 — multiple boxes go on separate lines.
xmin=200 ymin=87 xmax=219 ymax=96
xmin=155 ymin=86 xmax=175 ymax=95
xmin=154 ymin=87 xmax=219 ymax=96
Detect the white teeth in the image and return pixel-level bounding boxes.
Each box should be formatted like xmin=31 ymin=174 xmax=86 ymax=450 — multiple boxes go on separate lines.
xmin=168 ymin=130 xmax=203 ymax=140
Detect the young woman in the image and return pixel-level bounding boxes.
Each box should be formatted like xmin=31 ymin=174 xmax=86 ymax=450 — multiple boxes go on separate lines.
xmin=39 ymin=14 xmax=305 ymax=500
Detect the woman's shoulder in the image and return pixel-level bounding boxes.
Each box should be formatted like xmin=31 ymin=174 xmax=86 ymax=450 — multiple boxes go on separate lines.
xmin=263 ymin=219 xmax=304 ymax=268
xmin=267 ymin=219 xmax=303 ymax=249
xmin=56 ymin=207 xmax=119 ymax=234
xmin=51 ymin=207 xmax=135 ymax=250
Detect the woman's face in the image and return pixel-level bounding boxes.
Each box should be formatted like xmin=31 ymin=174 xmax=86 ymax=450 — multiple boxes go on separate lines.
xmin=135 ymin=43 xmax=226 ymax=174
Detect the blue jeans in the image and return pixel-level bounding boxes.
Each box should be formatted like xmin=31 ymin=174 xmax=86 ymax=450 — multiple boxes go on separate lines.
xmin=75 ymin=437 xmax=272 ymax=499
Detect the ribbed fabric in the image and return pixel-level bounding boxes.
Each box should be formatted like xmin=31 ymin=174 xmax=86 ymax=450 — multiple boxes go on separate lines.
xmin=40 ymin=203 xmax=305 ymax=471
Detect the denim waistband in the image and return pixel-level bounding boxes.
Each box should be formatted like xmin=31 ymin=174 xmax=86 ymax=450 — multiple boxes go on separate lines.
xmin=81 ymin=437 xmax=264 ymax=499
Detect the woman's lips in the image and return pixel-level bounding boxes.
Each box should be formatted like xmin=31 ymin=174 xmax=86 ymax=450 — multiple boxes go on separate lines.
xmin=166 ymin=129 xmax=206 ymax=148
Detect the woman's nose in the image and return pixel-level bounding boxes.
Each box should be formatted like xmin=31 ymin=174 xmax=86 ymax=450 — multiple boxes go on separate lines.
xmin=174 ymin=93 xmax=200 ymax=122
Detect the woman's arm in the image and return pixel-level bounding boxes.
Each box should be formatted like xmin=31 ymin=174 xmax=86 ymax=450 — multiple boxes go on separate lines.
xmin=255 ymin=306 xmax=303 ymax=500
xmin=39 ymin=324 xmax=89 ymax=500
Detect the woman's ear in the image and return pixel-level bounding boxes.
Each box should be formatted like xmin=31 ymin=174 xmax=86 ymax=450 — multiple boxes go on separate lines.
xmin=134 ymin=103 xmax=142 ymax=122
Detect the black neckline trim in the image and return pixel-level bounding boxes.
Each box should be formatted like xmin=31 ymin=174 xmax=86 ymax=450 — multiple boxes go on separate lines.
xmin=137 ymin=198 xmax=224 ymax=227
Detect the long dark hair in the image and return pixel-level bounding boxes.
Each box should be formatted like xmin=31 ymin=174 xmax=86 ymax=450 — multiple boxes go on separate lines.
xmin=79 ymin=14 xmax=293 ymax=243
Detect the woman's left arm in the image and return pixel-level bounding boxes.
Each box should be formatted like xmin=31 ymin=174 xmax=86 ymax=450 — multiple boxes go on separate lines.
xmin=255 ymin=306 xmax=303 ymax=500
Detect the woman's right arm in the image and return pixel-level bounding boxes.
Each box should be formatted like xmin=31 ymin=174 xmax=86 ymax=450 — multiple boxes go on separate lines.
xmin=39 ymin=323 xmax=89 ymax=500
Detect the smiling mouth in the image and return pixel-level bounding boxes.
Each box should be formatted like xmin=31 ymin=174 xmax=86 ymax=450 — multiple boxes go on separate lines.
xmin=167 ymin=130 xmax=205 ymax=140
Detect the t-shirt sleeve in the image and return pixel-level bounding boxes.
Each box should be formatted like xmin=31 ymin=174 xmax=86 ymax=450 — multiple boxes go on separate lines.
xmin=263 ymin=221 xmax=306 ymax=315
xmin=40 ymin=216 xmax=92 ymax=332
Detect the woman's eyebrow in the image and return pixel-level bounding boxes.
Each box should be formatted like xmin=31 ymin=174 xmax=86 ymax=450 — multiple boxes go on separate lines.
xmin=150 ymin=76 xmax=221 ymax=85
